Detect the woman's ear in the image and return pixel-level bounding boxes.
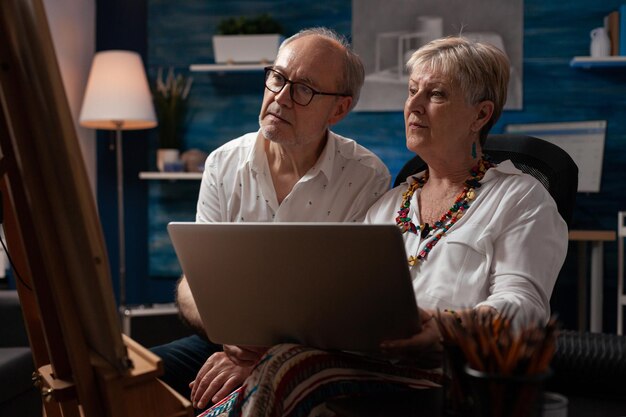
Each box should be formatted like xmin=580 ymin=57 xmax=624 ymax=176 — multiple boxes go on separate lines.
xmin=328 ymin=96 xmax=353 ymax=126
xmin=472 ymin=100 xmax=494 ymax=132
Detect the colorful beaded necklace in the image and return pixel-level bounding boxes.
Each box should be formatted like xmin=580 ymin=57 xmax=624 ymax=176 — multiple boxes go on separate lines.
xmin=395 ymin=158 xmax=495 ymax=266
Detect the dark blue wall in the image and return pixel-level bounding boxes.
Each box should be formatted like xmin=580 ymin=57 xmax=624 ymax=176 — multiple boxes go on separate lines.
xmin=96 ymin=0 xmax=151 ymax=306
xmin=99 ymin=0 xmax=626 ymax=331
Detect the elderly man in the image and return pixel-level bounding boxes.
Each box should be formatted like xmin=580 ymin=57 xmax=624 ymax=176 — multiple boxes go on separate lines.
xmin=152 ymin=27 xmax=390 ymax=410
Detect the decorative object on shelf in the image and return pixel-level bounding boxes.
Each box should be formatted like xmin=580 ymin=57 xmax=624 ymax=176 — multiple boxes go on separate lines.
xmin=181 ymin=149 xmax=208 ymax=173
xmin=153 ymin=67 xmax=193 ymax=171
xmin=79 ymin=50 xmax=157 ymax=309
xmin=590 ymin=27 xmax=610 ymax=58
xmin=212 ymin=14 xmax=284 ymax=64
xmin=157 ymin=148 xmax=182 ymax=172
xmin=161 ymin=151 xmax=185 ymax=172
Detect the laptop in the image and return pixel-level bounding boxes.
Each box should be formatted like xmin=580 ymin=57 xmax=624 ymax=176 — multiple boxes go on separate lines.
xmin=167 ymin=222 xmax=420 ymax=352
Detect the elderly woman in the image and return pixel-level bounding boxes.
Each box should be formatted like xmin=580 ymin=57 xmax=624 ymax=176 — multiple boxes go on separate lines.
xmin=365 ymin=36 xmax=568 ymax=359
xmin=208 ymin=36 xmax=568 ymax=417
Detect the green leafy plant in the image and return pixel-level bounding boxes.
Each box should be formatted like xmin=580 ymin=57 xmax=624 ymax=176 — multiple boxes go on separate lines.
xmin=217 ymin=14 xmax=284 ymax=35
xmin=153 ymin=68 xmax=193 ymax=150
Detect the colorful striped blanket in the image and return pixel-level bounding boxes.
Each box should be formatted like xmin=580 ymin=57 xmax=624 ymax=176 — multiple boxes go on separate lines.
xmin=201 ymin=344 xmax=443 ymax=417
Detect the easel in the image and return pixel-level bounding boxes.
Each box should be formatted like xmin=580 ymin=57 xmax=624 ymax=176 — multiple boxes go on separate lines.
xmin=0 ymin=0 xmax=192 ymax=416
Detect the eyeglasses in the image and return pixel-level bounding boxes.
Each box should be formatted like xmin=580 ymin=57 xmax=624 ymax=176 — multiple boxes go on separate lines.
xmin=264 ymin=67 xmax=350 ymax=106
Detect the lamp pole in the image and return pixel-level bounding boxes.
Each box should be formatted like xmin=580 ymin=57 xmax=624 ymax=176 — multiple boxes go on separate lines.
xmin=114 ymin=121 xmax=126 ymax=308
xmin=79 ymin=50 xmax=157 ymax=315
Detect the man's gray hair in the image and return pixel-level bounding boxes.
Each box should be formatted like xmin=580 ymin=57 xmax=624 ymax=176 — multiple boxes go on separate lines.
xmin=280 ymin=27 xmax=365 ymax=110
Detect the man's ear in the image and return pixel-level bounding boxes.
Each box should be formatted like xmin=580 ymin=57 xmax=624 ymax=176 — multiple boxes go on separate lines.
xmin=471 ymin=100 xmax=495 ymax=132
xmin=327 ymin=96 xmax=353 ymax=126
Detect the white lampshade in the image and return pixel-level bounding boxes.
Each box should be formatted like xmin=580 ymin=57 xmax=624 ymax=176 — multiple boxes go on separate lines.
xmin=79 ymin=50 xmax=157 ymax=130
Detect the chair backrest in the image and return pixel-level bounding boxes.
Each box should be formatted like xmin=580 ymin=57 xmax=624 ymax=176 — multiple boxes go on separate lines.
xmin=393 ymin=134 xmax=579 ymax=227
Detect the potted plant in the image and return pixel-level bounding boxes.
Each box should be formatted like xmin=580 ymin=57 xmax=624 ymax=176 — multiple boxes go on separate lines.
xmin=153 ymin=67 xmax=193 ymax=171
xmin=212 ymin=14 xmax=284 ymax=64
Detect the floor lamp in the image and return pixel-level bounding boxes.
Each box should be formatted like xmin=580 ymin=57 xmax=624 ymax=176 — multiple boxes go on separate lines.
xmin=79 ymin=50 xmax=157 ymax=310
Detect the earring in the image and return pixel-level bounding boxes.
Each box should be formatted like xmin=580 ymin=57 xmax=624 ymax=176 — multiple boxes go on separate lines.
xmin=471 ymin=142 xmax=477 ymax=159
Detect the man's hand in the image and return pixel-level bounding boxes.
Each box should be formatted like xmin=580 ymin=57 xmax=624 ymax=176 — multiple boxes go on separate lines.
xmin=189 ymin=352 xmax=252 ymax=409
xmin=222 ymin=344 xmax=268 ymax=367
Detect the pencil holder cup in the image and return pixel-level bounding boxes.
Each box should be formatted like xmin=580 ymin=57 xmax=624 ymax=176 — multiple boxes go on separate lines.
xmin=464 ymin=365 xmax=551 ymax=417
xmin=542 ymin=392 xmax=568 ymax=417
xmin=442 ymin=342 xmax=473 ymax=416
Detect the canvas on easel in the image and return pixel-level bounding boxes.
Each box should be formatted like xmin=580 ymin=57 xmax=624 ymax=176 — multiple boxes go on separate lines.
xmin=505 ymin=120 xmax=606 ymax=193
xmin=0 ymin=0 xmax=192 ymax=416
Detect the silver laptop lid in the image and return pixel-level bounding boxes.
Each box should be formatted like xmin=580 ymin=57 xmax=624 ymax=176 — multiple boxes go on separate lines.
xmin=168 ymin=222 xmax=420 ymax=352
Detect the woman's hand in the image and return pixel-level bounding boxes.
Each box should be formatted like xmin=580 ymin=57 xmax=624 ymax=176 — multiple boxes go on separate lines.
xmin=379 ymin=308 xmax=443 ymax=367
xmin=223 ymin=344 xmax=268 ymax=367
xmin=189 ymin=352 xmax=253 ymax=409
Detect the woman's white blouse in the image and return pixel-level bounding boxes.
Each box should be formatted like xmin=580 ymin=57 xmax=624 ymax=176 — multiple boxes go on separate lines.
xmin=365 ymin=160 xmax=569 ymax=325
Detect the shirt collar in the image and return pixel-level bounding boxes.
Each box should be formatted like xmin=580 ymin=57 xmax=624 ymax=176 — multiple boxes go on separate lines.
xmin=249 ymin=130 xmax=268 ymax=174
xmin=249 ymin=129 xmax=335 ymax=181
xmin=307 ymin=130 xmax=335 ymax=182
xmin=401 ymin=158 xmax=521 ymax=185
xmin=482 ymin=159 xmax=520 ymax=182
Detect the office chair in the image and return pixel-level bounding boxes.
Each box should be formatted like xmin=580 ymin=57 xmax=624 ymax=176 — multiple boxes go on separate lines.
xmin=393 ymin=134 xmax=579 ymax=227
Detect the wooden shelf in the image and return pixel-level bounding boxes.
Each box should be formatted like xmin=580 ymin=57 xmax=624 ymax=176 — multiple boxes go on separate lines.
xmin=570 ymin=56 xmax=626 ymax=69
xmin=189 ymin=63 xmax=266 ymax=72
xmin=139 ymin=172 xmax=202 ymax=180
xmin=568 ymin=229 xmax=616 ymax=241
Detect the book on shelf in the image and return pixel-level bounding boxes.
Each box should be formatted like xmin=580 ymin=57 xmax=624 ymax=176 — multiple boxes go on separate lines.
xmin=621 ymin=4 xmax=626 ymax=55
xmin=607 ymin=10 xmax=619 ymax=55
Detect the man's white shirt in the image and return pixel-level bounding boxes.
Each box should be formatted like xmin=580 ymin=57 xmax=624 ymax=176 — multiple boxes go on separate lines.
xmin=197 ymin=130 xmax=391 ymax=223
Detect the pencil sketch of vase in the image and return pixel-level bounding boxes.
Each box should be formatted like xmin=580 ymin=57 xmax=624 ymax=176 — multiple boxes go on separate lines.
xmin=352 ymin=0 xmax=523 ymax=112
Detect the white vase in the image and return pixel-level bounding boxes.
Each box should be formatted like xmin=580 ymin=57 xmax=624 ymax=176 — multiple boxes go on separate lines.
xmin=590 ymin=27 xmax=610 ymax=58
xmin=157 ymin=149 xmax=180 ymax=172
